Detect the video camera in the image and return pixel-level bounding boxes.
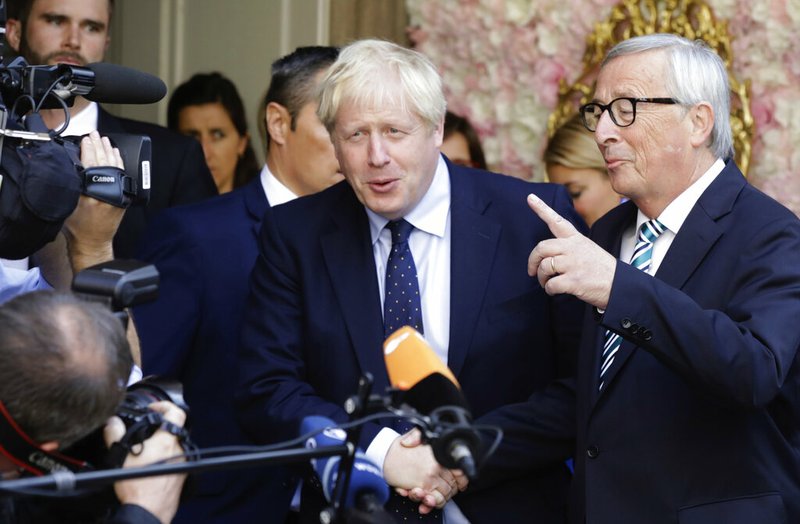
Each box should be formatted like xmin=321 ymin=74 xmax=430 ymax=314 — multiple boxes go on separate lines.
xmin=0 ymin=1 xmax=164 ymax=259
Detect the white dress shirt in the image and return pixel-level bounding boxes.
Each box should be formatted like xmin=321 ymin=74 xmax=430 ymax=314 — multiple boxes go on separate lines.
xmin=619 ymin=158 xmax=725 ymax=272
xmin=260 ymin=163 xmax=298 ymax=206
xmin=60 ymin=100 xmax=100 ymax=136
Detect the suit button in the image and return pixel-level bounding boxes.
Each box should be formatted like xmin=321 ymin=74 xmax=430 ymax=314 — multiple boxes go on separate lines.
xmin=587 ymin=445 xmax=600 ymax=459
xmin=629 ymin=322 xmax=640 ymax=334
xmin=621 ymin=318 xmax=632 ymax=329
xmin=642 ymin=329 xmax=653 ymax=341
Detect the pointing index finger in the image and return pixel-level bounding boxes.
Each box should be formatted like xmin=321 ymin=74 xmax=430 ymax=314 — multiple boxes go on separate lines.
xmin=527 ymin=193 xmax=579 ymax=238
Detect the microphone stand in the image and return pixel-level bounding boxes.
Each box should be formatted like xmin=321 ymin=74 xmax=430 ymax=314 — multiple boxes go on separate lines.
xmin=0 ymin=374 xmax=408 ymax=524
xmin=324 ymin=372 xmax=374 ymax=524
xmin=0 ymin=444 xmax=349 ymax=495
xmin=0 ymin=374 xmax=399 ymax=524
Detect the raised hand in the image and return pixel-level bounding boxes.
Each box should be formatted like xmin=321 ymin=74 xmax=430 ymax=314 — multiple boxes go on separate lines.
xmin=527 ymin=193 xmax=617 ymax=309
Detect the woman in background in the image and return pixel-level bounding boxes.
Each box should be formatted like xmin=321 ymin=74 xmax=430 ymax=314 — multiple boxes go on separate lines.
xmin=168 ymin=72 xmax=259 ymax=194
xmin=442 ymin=110 xmax=487 ymax=169
xmin=544 ymin=113 xmax=622 ymax=226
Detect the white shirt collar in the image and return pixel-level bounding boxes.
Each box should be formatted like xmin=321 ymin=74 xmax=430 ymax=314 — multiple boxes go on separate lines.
xmin=61 ymin=101 xmax=100 ymax=137
xmin=260 ymin=163 xmax=298 ymax=206
xmin=366 ymin=155 xmax=450 ymax=244
xmin=641 ymin=157 xmax=726 ymax=234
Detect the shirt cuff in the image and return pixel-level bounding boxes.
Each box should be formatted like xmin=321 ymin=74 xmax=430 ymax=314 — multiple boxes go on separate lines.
xmin=365 ymin=427 xmax=401 ymax=476
xmin=127 ymin=364 xmax=143 ymax=386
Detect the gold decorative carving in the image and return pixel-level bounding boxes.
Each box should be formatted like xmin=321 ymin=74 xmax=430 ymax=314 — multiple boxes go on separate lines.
xmin=548 ymin=0 xmax=753 ymax=175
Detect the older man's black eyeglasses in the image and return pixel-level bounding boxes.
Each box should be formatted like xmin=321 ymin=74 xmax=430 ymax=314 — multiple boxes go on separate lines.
xmin=579 ymin=97 xmax=677 ymax=132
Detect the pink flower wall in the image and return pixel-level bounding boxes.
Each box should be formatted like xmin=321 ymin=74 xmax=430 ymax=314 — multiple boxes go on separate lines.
xmin=406 ymin=0 xmax=800 ymax=215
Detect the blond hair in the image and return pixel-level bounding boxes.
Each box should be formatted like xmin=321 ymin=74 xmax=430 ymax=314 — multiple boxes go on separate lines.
xmin=544 ymin=113 xmax=605 ymax=173
xmin=316 ymin=39 xmax=446 ymax=134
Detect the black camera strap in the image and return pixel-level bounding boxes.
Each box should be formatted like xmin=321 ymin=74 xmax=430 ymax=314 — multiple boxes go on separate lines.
xmin=0 ymin=401 xmax=91 ymax=476
xmin=104 ymin=411 xmax=197 ymax=469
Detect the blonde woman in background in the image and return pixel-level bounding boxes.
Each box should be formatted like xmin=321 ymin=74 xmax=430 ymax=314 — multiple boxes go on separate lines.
xmin=545 ymin=113 xmax=622 ymax=226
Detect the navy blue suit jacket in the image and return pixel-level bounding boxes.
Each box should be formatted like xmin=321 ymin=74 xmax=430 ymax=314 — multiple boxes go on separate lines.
xmin=236 ymin=160 xmax=587 ymax=522
xmin=133 ymin=177 xmax=294 ymax=523
xmin=97 ymin=108 xmax=217 ymax=258
xmin=479 ymin=161 xmax=800 ymax=523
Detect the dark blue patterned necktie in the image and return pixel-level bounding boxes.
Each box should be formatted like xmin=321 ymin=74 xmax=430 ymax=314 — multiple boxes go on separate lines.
xmin=383 ymin=219 xmax=424 ymax=338
xmin=382 ymin=220 xmax=441 ymax=521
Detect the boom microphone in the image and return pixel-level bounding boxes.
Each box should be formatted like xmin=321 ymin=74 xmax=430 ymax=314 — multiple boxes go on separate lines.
xmin=11 ymin=60 xmax=167 ymax=105
xmin=383 ymin=327 xmax=482 ymax=479
xmin=82 ymin=62 xmax=167 ymax=104
xmin=301 ymin=416 xmax=390 ymax=513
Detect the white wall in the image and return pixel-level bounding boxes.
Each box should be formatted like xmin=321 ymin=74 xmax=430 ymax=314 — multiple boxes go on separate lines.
xmin=107 ymin=0 xmax=330 ymax=163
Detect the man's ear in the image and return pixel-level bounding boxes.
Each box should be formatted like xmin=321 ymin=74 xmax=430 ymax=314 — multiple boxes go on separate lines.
xmin=689 ymin=102 xmax=715 ymax=149
xmin=266 ymin=102 xmax=291 ymax=146
xmin=5 ymin=18 xmax=23 ymax=53
xmin=433 ymin=115 xmax=445 ymax=148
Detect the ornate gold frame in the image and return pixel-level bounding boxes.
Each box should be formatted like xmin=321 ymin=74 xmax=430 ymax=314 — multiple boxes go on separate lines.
xmin=547 ymin=0 xmax=753 ymax=175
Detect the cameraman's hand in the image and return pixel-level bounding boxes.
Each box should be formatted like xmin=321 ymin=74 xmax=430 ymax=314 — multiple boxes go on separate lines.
xmin=104 ymin=401 xmax=187 ymax=524
xmin=63 ymin=131 xmax=127 ymax=271
xmin=33 ymin=132 xmax=126 ymax=290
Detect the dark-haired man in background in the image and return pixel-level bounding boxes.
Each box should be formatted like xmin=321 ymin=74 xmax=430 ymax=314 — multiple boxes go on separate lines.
xmin=5 ymin=0 xmax=217 ymax=258
xmin=133 ymin=46 xmax=342 ymax=523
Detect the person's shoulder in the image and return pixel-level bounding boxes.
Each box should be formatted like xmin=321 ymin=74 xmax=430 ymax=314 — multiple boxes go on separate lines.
xmin=154 ymin=184 xmax=259 ymax=233
xmin=453 ymin=164 xmax=560 ymax=195
xmin=109 ymin=115 xmax=192 ymax=145
xmin=99 ymin=111 xmax=197 ymax=152
xmin=703 ymin=164 xmax=799 ymax=227
xmin=273 ymin=179 xmax=352 ymax=217
xmin=456 ymin=165 xmax=570 ymax=210
xmin=738 ymin=182 xmax=799 ymax=223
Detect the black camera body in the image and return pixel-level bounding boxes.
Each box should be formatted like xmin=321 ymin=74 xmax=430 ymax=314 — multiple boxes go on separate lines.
xmin=61 ymin=130 xmax=152 ymax=208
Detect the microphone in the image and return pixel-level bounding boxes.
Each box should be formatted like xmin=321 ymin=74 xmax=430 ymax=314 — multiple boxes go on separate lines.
xmin=300 ymin=416 xmax=390 ymax=513
xmin=383 ymin=327 xmax=482 ymax=479
xmin=82 ymin=63 xmax=167 ymax=104
xmin=19 ymin=61 xmax=167 ymax=105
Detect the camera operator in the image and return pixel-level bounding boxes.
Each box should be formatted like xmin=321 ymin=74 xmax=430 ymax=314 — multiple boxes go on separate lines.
xmin=0 ymin=291 xmax=187 ymax=524
xmin=30 ymin=131 xmax=126 ymax=290
xmin=4 ymin=0 xmax=217 ymax=259
xmin=0 ymin=130 xmax=145 ymax=366
xmin=0 ymin=131 xmax=123 ymax=299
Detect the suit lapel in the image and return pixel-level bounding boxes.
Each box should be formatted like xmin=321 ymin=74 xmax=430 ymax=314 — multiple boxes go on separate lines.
xmin=320 ymin=187 xmax=387 ymax=386
xmin=655 ymin=163 xmax=743 ymax=289
xmin=447 ymin=166 xmax=501 ymax=377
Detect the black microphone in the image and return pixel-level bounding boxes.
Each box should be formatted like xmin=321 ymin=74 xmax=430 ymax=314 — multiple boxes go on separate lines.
xmin=20 ymin=62 xmax=167 ymax=105
xmin=383 ymin=327 xmax=482 ymax=479
xmin=81 ymin=63 xmax=167 ymax=104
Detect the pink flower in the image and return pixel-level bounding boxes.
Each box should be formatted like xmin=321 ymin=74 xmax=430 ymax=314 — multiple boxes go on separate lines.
xmin=406 ymin=0 xmax=800 ymax=211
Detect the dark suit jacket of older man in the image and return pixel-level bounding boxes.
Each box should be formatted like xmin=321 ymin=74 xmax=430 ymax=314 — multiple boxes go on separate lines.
xmin=478 ymin=161 xmax=800 ymax=524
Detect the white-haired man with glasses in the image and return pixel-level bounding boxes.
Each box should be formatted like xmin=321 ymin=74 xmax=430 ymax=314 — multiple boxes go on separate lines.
xmin=477 ymin=33 xmax=800 ymax=524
